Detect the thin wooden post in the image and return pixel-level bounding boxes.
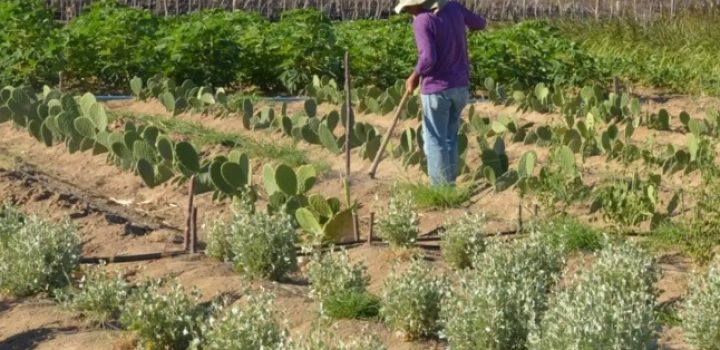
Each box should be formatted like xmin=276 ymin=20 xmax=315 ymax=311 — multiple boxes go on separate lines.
xmin=344 ymin=51 xmax=353 ymax=178
xmin=518 ymin=203 xmax=523 ymax=232
xmin=184 ymin=176 xmax=196 ymax=252
xmin=191 ymin=207 xmax=198 ymax=254
xmin=367 ymin=212 xmax=375 ymax=245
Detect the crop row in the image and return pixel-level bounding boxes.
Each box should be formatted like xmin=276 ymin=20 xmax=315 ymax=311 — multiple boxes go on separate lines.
xmin=2 ymin=0 xmax=605 ymax=94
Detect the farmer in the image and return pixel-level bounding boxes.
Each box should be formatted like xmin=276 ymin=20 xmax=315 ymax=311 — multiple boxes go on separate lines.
xmin=395 ymin=0 xmax=486 ymax=186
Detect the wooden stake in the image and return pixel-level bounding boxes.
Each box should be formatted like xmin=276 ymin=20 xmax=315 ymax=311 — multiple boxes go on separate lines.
xmin=344 ymin=51 xmax=353 ymax=178
xmin=518 ymin=203 xmax=523 ymax=232
xmin=184 ymin=176 xmax=196 ymax=252
xmin=368 ymin=212 xmax=375 ymax=245
xmin=191 ymin=207 xmax=198 ymax=254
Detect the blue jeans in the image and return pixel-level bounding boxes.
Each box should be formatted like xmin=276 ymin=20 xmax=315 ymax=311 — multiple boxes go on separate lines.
xmin=421 ymin=86 xmax=469 ymax=186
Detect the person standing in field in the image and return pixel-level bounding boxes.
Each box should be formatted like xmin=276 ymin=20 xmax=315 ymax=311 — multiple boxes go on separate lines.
xmin=395 ymin=0 xmax=486 ymax=186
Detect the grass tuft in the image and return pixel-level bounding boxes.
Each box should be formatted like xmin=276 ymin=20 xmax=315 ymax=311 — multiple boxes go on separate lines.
xmin=323 ymin=290 xmax=380 ymax=320
xmin=537 ymin=216 xmax=604 ymax=253
xmin=396 ymin=182 xmax=472 ymax=209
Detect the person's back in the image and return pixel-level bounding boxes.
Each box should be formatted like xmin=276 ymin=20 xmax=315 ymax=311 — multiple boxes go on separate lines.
xmin=412 ymin=1 xmax=486 ymax=95
xmin=398 ymin=0 xmax=486 ymax=186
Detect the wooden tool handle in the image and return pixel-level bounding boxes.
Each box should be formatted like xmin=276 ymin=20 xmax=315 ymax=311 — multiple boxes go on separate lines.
xmin=368 ymin=90 xmax=412 ymax=179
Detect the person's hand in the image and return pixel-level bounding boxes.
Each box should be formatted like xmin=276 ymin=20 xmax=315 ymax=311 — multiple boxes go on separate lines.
xmin=406 ymin=72 xmax=420 ymax=94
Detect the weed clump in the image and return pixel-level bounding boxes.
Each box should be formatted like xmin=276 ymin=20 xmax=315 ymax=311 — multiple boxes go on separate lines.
xmin=538 ymin=216 xmax=603 ymax=253
xmin=0 ymin=204 xmax=81 ymax=297
xmin=441 ymin=234 xmax=565 ymax=349
xmin=381 ymin=259 xmax=448 ymax=339
xmin=198 ymin=292 xmax=287 ymax=350
xmin=441 ymin=213 xmax=487 ymax=270
xmin=306 ymin=249 xmax=378 ymax=319
xmin=397 ymin=182 xmax=472 ymax=209
xmin=207 ymin=204 xmax=298 ymax=281
xmin=57 ymin=265 xmax=130 ymax=325
xmin=531 ymin=241 xmax=658 ymax=349
xmin=683 ymin=258 xmax=720 ymax=349
xmin=376 ymin=192 xmax=419 ymax=248
xmin=120 ymin=281 xmax=204 ymax=350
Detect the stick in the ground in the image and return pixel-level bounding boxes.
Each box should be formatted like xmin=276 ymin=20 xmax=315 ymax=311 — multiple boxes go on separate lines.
xmin=368 ymin=90 xmax=411 ymax=179
xmin=184 ymin=175 xmax=195 ymax=252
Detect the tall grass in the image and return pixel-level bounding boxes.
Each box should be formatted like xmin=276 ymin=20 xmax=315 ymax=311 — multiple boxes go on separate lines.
xmin=556 ymin=11 xmax=720 ymax=95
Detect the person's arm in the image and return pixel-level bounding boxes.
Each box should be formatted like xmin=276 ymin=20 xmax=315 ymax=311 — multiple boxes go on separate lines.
xmin=462 ymin=6 xmax=487 ymax=31
xmin=413 ymin=16 xmax=436 ymax=77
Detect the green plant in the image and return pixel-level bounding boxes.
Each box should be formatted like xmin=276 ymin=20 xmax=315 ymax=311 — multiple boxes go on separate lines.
xmin=0 ymin=204 xmax=81 ymax=297
xmin=519 ymin=145 xmax=590 ymax=211
xmin=0 ymin=0 xmax=62 ymax=87
xmin=120 ymin=280 xmax=204 ymax=350
xmin=65 ymin=0 xmax=160 ymax=90
xmin=381 ymin=259 xmax=448 ymax=339
xmin=195 ymin=292 xmax=287 ymax=350
xmin=683 ymin=258 xmax=720 ymax=349
xmin=306 ymin=249 xmax=377 ymax=319
xmin=397 ymin=182 xmax=472 ymax=209
xmin=282 ymin=324 xmax=388 ymax=350
xmin=593 ymin=173 xmax=660 ymax=228
xmin=375 ymin=191 xmax=419 ymax=248
xmin=531 ymin=241 xmax=658 ymax=349
xmin=537 ymin=216 xmax=603 ymax=252
xmin=216 ymin=204 xmax=298 ymax=281
xmin=57 ymin=265 xmax=130 ymax=325
xmin=440 ymin=214 xmax=487 ymax=270
xmin=441 ymin=234 xmax=565 ymax=350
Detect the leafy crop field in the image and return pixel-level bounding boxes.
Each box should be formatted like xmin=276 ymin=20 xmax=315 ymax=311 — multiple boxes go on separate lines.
xmin=2 ymin=1 xmax=720 ymax=350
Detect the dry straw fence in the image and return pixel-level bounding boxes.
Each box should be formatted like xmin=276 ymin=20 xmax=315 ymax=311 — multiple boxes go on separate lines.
xmin=47 ymin=0 xmax=720 ymax=20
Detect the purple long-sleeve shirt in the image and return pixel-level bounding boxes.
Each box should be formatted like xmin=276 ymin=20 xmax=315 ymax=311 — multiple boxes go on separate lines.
xmin=413 ymin=1 xmax=487 ymax=95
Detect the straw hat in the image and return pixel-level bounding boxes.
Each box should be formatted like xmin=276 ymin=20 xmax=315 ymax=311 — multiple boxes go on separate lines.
xmin=394 ymin=0 xmax=448 ymax=14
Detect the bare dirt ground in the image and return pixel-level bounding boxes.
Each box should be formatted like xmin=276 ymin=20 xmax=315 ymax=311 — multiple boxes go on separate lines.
xmin=2 ymin=93 xmax=716 ymax=349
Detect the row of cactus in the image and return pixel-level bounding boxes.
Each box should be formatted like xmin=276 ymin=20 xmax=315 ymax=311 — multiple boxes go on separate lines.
xmin=130 ymin=75 xmax=229 ymax=117
xmin=304 ymin=75 xmax=422 ymax=120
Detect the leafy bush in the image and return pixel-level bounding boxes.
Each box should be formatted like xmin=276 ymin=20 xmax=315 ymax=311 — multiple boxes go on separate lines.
xmin=196 ymin=292 xmax=287 ymax=350
xmin=209 ymin=204 xmax=297 ymax=281
xmin=65 ymin=0 xmax=160 ymax=90
xmin=0 ymin=205 xmax=81 ymax=297
xmin=441 ymin=234 xmax=565 ymax=349
xmin=269 ymin=10 xmax=341 ymax=93
xmin=381 ymin=259 xmax=448 ymax=339
xmin=530 ymin=241 xmax=658 ymax=349
xmin=120 ymin=280 xmax=204 ymax=350
xmin=336 ymin=16 xmax=415 ymax=88
xmin=470 ymin=21 xmax=606 ymax=90
xmin=306 ymin=249 xmax=377 ymax=319
xmin=57 ymin=265 xmax=130 ymax=325
xmin=376 ymin=192 xmax=419 ymax=248
xmin=441 ymin=214 xmax=487 ymax=270
xmin=0 ymin=0 xmax=62 ymax=87
xmin=283 ymin=325 xmax=387 ymax=350
xmin=156 ymin=10 xmax=267 ymax=88
xmin=538 ymin=216 xmax=603 ymax=253
xmin=683 ymin=258 xmax=720 ymax=349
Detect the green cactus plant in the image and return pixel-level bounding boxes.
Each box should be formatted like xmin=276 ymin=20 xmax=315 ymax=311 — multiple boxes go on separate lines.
xmin=175 ymin=141 xmax=200 ymax=174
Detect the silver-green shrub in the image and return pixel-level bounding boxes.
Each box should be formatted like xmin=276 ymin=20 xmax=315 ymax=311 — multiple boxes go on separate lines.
xmin=683 ymin=258 xmax=720 ymax=349
xmin=440 ymin=213 xmax=486 ymax=270
xmin=57 ymin=265 xmax=130 ymax=324
xmin=530 ymin=241 xmax=658 ymax=350
xmin=120 ymin=280 xmax=203 ymax=350
xmin=381 ymin=259 xmax=448 ymax=339
xmin=0 ymin=205 xmax=81 ymax=296
xmin=441 ymin=233 xmax=565 ymax=349
xmin=306 ymin=249 xmax=371 ymax=316
xmin=196 ymin=292 xmax=287 ymax=350
xmin=307 ymin=249 xmax=369 ymax=301
xmin=210 ymin=204 xmax=298 ymax=281
xmin=282 ymin=323 xmax=387 ymax=350
xmin=376 ymin=191 xmax=419 ymax=248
